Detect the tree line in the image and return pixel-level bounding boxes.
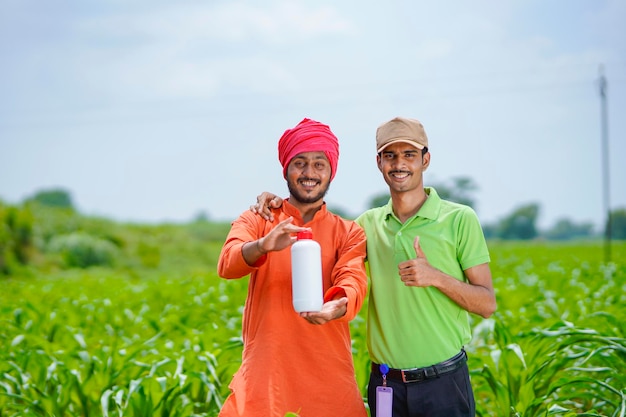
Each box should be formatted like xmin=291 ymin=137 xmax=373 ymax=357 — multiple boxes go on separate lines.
xmin=2 ymin=185 xmax=626 ymax=275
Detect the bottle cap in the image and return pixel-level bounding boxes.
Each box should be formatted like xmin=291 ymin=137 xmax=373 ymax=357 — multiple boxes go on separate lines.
xmin=297 ymin=230 xmax=313 ymax=239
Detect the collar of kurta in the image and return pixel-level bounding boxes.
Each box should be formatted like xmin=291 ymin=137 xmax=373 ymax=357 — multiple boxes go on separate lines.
xmin=283 ymin=198 xmax=329 ymax=225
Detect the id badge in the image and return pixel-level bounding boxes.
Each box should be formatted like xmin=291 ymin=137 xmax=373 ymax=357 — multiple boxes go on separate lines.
xmin=376 ymin=386 xmax=393 ymax=417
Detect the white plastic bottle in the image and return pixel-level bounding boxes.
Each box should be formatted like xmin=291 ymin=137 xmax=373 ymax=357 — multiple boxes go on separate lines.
xmin=291 ymin=230 xmax=323 ymax=313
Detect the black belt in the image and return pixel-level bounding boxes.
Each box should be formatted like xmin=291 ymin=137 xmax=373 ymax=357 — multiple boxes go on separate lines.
xmin=372 ymin=350 xmax=467 ymax=383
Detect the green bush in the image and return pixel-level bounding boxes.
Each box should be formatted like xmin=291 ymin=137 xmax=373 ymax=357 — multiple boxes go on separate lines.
xmin=26 ymin=188 xmax=74 ymax=209
xmin=0 ymin=202 xmax=34 ymax=274
xmin=48 ymin=232 xmax=119 ymax=268
xmin=136 ymin=241 xmax=161 ymax=268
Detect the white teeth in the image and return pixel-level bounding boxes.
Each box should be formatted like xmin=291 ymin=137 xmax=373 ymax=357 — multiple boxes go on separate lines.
xmin=391 ymin=172 xmax=409 ymax=179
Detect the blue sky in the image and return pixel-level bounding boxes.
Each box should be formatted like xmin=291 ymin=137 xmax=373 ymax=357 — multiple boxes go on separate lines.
xmin=1 ymin=0 xmax=625 ymax=230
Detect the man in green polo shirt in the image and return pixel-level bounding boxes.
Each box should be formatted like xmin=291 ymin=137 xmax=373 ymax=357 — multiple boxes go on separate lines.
xmin=250 ymin=116 xmax=496 ymax=417
xmin=356 ymin=116 xmax=496 ymax=417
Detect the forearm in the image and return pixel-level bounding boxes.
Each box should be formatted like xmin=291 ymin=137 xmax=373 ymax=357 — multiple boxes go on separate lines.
xmin=241 ymin=237 xmax=268 ymax=266
xmin=218 ymin=238 xmax=266 ymax=279
xmin=328 ymin=233 xmax=368 ymax=322
xmin=432 ymin=270 xmax=496 ymax=318
xmin=325 ymin=284 xmax=361 ymax=322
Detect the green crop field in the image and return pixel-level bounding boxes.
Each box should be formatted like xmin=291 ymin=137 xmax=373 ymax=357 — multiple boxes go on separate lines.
xmin=1 ymin=207 xmax=625 ymax=416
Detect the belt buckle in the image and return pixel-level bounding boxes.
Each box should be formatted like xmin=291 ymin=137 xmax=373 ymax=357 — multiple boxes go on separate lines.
xmin=401 ymin=368 xmax=423 ymax=383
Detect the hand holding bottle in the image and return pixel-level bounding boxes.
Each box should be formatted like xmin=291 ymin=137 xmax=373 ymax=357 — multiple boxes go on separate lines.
xmin=299 ymin=297 xmax=348 ymax=325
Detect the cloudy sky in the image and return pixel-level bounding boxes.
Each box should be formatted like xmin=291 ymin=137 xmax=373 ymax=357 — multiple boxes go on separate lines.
xmin=1 ymin=0 xmax=625 ymax=230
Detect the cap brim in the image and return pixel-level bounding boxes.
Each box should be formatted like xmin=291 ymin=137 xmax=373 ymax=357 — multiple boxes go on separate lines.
xmin=377 ymin=139 xmax=425 ymax=153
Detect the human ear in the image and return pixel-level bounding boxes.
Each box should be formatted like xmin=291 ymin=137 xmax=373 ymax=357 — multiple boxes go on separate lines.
xmin=422 ymin=152 xmax=431 ymax=170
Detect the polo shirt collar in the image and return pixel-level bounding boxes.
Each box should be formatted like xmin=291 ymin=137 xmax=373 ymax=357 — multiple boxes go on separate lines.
xmin=383 ymin=187 xmax=441 ymax=222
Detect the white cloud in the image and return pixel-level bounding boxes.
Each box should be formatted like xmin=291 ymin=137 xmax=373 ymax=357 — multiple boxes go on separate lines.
xmin=61 ymin=1 xmax=355 ymax=100
xmin=210 ymin=2 xmax=356 ymax=42
xmin=78 ymin=1 xmax=355 ymax=44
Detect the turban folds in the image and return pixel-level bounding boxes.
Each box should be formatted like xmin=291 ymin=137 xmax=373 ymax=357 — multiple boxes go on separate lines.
xmin=278 ymin=118 xmax=339 ymax=181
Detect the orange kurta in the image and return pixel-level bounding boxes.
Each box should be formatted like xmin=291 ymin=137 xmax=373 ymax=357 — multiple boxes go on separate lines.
xmin=217 ymin=200 xmax=368 ymax=417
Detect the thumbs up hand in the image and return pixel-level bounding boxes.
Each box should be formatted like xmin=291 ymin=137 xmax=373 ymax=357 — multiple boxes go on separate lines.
xmin=413 ymin=235 xmax=427 ymax=259
xmin=398 ymin=236 xmax=435 ymax=287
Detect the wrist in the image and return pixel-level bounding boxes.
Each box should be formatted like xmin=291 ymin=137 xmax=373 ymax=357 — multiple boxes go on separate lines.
xmin=256 ymin=238 xmax=266 ymax=254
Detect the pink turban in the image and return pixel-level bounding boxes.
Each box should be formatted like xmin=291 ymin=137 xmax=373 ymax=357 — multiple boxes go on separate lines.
xmin=278 ymin=118 xmax=339 ymax=181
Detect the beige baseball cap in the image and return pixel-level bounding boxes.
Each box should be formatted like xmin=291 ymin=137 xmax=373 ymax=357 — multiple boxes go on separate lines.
xmin=376 ymin=116 xmax=429 ymax=153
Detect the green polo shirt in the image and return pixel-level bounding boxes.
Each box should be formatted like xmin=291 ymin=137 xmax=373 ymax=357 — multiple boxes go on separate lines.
xmin=356 ymin=187 xmax=490 ymax=369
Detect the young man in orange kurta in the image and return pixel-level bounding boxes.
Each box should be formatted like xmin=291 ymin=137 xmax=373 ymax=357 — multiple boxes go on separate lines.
xmin=217 ymin=118 xmax=368 ymax=417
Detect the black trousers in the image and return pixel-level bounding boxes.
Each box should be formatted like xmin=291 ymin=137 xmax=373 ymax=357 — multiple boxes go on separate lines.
xmin=367 ymin=362 xmax=475 ymax=417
